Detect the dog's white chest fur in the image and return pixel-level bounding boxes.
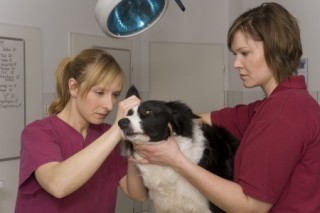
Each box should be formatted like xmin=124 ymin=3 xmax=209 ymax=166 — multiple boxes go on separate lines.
xmin=135 ymin=124 xmax=212 ymax=213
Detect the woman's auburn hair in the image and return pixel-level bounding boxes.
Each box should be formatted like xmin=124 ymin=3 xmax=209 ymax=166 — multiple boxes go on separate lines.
xmin=227 ymin=2 xmax=303 ymax=83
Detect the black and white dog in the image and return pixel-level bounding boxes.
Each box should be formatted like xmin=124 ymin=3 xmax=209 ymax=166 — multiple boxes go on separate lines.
xmin=118 ymin=86 xmax=239 ymax=213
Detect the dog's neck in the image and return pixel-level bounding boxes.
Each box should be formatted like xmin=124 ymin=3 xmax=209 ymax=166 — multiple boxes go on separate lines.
xmin=173 ymin=123 xmax=206 ymax=164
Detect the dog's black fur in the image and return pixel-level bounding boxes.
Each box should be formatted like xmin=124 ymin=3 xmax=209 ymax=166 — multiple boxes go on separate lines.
xmin=118 ymin=85 xmax=239 ymax=213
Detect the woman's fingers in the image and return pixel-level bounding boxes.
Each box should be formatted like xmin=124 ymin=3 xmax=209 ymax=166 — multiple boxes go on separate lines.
xmin=116 ymin=95 xmax=140 ymax=120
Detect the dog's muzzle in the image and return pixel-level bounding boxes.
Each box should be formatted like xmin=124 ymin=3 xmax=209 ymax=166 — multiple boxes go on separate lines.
xmin=118 ymin=118 xmax=130 ymax=129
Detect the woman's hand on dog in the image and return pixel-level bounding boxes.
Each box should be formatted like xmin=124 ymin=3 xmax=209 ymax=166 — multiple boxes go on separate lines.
xmin=130 ymin=126 xmax=186 ymax=168
xmin=130 ymin=137 xmax=181 ymax=167
xmin=114 ymin=95 xmax=141 ymax=126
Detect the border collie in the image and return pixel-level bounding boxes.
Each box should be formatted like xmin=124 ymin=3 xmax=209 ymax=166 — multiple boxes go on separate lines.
xmin=118 ymin=86 xmax=239 ymax=213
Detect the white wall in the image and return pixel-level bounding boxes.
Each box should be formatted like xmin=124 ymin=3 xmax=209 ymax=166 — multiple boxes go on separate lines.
xmin=1 ymin=0 xmax=320 ymax=212
xmin=139 ymin=0 xmax=229 ymax=92
xmin=227 ymin=0 xmax=244 ymax=91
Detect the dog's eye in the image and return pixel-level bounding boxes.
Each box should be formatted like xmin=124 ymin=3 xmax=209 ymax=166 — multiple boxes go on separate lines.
xmin=144 ymin=110 xmax=152 ymax=116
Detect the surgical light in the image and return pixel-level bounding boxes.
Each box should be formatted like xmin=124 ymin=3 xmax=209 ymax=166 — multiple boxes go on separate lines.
xmin=95 ymin=0 xmax=185 ymax=38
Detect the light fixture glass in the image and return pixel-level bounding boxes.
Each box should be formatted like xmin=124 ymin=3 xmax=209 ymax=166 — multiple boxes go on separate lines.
xmin=95 ymin=0 xmax=168 ymax=38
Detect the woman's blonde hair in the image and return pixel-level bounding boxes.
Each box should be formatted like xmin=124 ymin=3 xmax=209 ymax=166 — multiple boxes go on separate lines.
xmin=48 ymin=48 xmax=125 ymax=115
xmin=227 ymin=2 xmax=302 ymax=83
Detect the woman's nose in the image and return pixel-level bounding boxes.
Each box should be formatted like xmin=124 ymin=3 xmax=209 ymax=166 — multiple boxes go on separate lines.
xmin=102 ymin=95 xmax=114 ymax=111
xmin=233 ymin=56 xmax=241 ymax=70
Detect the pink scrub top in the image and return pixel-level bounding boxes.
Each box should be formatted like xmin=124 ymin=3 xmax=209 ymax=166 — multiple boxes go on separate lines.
xmin=15 ymin=115 xmax=128 ymax=213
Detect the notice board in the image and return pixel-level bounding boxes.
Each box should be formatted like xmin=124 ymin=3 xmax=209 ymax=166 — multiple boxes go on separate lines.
xmin=0 ymin=36 xmax=25 ymax=160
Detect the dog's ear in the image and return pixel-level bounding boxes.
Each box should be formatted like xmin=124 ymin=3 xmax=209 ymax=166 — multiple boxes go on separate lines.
xmin=167 ymin=101 xmax=199 ymax=119
xmin=126 ymin=85 xmax=141 ymax=99
xmin=166 ymin=101 xmax=198 ymax=137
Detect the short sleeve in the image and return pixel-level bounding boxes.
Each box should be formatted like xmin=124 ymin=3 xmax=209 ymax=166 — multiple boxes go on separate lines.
xmin=210 ymin=101 xmax=262 ymax=140
xmin=19 ymin=120 xmax=63 ymax=193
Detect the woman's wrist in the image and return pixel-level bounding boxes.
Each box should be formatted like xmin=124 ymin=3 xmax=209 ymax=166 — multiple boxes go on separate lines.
xmin=171 ymin=152 xmax=191 ymax=174
xmin=104 ymin=124 xmax=122 ymax=144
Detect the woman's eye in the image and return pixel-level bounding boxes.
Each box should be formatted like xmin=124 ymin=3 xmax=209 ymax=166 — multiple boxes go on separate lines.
xmin=113 ymin=93 xmax=121 ymax=98
xmin=241 ymin=51 xmax=249 ymax=56
xmin=95 ymin=91 xmax=104 ymax=96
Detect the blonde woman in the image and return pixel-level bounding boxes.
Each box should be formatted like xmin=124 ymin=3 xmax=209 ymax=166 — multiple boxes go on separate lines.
xmin=15 ymin=48 xmax=147 ymax=213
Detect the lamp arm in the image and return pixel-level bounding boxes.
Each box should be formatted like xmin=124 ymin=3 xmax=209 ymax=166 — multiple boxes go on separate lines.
xmin=175 ymin=0 xmax=186 ymax=12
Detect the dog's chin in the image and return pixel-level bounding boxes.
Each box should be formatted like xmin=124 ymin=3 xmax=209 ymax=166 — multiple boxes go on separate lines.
xmin=121 ymin=132 xmax=151 ymax=144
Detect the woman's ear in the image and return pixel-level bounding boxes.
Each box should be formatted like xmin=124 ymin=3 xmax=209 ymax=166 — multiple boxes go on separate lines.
xmin=68 ymin=78 xmax=78 ymax=98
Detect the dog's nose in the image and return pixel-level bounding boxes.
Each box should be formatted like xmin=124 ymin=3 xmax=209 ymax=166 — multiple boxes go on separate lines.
xmin=118 ymin=118 xmax=130 ymax=129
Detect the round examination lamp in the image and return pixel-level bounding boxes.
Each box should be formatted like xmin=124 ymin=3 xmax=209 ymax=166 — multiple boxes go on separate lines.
xmin=95 ymin=0 xmax=169 ymax=38
xmin=95 ymin=0 xmax=185 ymax=38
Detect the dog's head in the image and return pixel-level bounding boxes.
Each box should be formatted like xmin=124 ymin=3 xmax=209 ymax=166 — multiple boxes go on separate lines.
xmin=118 ymin=85 xmax=200 ymax=144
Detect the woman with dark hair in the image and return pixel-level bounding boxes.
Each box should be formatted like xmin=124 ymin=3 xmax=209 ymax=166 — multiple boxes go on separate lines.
xmin=133 ymin=3 xmax=320 ymax=212
xmin=15 ymin=48 xmax=147 ymax=213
